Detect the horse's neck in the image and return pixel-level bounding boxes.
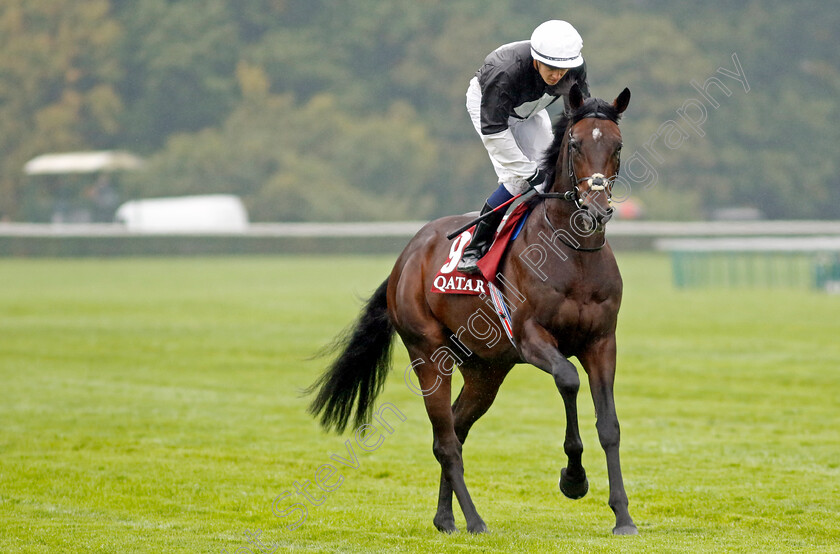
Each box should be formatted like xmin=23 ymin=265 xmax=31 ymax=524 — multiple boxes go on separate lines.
xmin=518 ymin=201 xmax=617 ymax=302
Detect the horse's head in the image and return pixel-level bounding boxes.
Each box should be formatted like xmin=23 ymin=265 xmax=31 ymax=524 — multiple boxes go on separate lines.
xmin=545 ymin=85 xmax=631 ymax=233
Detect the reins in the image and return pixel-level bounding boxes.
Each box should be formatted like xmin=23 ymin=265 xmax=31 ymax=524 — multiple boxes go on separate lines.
xmin=445 ymin=103 xmax=622 ymax=247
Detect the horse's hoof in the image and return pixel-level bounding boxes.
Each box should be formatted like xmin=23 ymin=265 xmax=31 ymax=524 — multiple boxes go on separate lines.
xmin=467 ymin=520 xmax=488 ymax=534
xmin=612 ymin=524 xmax=638 ymax=536
xmin=433 ymin=517 xmax=457 ymax=534
xmin=559 ymin=467 xmax=589 ymax=499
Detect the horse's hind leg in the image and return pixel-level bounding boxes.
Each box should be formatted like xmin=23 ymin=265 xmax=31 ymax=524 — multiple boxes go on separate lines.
xmin=408 ymin=345 xmax=488 ymax=534
xmin=434 ymin=364 xmax=511 ymax=532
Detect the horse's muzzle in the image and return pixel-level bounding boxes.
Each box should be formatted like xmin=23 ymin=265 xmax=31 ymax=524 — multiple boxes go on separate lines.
xmin=581 ymin=175 xmax=613 ymax=227
xmin=597 ymin=205 xmax=614 ymax=225
xmin=580 ymin=202 xmax=613 ymax=229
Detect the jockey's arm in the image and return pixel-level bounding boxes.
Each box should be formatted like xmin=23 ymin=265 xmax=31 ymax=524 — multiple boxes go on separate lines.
xmin=478 ymin=71 xmax=538 ymax=190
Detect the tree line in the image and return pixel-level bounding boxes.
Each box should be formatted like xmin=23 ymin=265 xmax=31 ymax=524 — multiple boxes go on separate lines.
xmin=1 ymin=0 xmax=837 ymax=222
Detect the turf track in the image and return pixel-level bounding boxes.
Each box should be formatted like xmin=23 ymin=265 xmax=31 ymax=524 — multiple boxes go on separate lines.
xmin=1 ymin=254 xmax=838 ymax=552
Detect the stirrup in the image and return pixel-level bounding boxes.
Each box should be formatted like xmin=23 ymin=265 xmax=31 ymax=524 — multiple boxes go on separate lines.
xmin=457 ymin=247 xmax=486 ymax=274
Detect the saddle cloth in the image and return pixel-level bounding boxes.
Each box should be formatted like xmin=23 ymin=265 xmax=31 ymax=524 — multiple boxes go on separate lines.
xmin=430 ymin=201 xmax=532 ymax=295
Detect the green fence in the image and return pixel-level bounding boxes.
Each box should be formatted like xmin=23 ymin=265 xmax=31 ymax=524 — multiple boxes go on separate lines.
xmin=671 ymin=251 xmax=817 ymax=288
xmin=661 ymin=238 xmax=840 ymax=291
xmin=814 ymin=253 xmax=840 ymax=292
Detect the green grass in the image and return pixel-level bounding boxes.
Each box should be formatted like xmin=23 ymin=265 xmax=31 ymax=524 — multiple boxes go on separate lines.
xmin=1 ymin=254 xmax=838 ymax=553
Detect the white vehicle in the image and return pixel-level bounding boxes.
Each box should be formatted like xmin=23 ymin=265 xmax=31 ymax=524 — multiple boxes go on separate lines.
xmin=115 ymin=194 xmax=249 ymax=233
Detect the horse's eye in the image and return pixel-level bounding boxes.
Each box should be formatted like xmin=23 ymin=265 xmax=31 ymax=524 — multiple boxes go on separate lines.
xmin=570 ymin=140 xmax=581 ymax=151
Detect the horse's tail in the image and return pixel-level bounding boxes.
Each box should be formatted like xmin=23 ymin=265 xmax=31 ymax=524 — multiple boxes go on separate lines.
xmin=306 ymin=278 xmax=395 ymax=434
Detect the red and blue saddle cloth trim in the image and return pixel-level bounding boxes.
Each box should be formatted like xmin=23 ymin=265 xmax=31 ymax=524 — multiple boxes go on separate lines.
xmin=430 ymin=201 xmax=534 ymax=347
xmin=487 ymin=281 xmax=515 ymax=346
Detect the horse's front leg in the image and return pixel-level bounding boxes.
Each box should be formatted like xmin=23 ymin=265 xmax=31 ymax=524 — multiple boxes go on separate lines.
xmin=580 ymin=336 xmax=637 ymax=535
xmin=519 ymin=321 xmax=589 ymax=500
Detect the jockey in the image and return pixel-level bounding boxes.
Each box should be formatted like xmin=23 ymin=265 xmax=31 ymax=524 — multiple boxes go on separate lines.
xmin=457 ymin=20 xmax=591 ymax=274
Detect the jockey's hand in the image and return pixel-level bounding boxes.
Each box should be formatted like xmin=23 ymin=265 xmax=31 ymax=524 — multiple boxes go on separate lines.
xmin=528 ymin=168 xmax=546 ymax=188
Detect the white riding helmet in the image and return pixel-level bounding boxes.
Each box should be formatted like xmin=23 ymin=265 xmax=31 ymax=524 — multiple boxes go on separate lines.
xmin=530 ymin=20 xmax=584 ymax=68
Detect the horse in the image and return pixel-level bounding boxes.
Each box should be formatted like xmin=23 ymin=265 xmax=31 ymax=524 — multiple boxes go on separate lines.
xmin=306 ymin=84 xmax=637 ymax=536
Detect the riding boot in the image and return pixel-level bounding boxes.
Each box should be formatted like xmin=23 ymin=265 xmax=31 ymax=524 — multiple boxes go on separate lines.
xmin=457 ymin=202 xmax=508 ymax=274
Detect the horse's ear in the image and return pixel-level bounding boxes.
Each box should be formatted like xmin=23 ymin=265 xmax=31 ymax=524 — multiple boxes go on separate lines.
xmin=569 ymin=83 xmax=584 ymax=110
xmin=613 ymin=87 xmax=631 ymax=114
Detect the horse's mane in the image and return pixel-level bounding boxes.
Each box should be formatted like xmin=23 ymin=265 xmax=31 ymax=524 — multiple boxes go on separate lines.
xmin=540 ymin=98 xmax=622 ymax=187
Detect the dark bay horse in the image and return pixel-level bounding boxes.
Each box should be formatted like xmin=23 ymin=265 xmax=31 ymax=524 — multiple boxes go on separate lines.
xmin=307 ymin=84 xmax=637 ymax=535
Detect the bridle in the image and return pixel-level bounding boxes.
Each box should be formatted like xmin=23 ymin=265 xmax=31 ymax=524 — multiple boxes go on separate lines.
xmin=533 ymin=111 xmax=622 ymax=252
xmin=536 ymin=112 xmax=620 ymax=208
